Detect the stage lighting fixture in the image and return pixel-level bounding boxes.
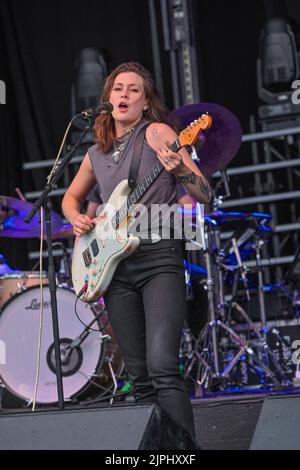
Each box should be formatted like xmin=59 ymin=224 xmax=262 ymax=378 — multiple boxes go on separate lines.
xmin=72 ymin=47 xmax=107 ymax=116
xmin=257 ymin=17 xmax=300 ymax=105
xmin=70 ymin=48 xmax=107 ymax=143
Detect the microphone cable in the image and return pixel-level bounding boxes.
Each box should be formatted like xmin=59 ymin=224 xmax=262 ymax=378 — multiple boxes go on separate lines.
xmin=32 ymin=207 xmax=45 ymax=411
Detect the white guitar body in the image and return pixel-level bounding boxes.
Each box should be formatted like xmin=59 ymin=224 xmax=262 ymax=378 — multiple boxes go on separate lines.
xmin=72 ymin=180 xmax=140 ymax=303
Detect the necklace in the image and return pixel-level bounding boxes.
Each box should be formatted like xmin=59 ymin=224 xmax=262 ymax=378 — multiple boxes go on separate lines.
xmin=112 ymin=127 xmax=135 ymax=164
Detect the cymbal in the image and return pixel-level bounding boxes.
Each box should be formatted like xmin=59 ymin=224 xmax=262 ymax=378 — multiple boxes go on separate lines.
xmin=0 ymin=196 xmax=63 ymax=238
xmin=204 ymin=210 xmax=272 ymax=224
xmin=178 ymin=207 xmax=272 ymax=223
xmin=169 ymin=103 xmax=242 ymax=176
xmin=52 ymin=223 xmax=74 ymax=239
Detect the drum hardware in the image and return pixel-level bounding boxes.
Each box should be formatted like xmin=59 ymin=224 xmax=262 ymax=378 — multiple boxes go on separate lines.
xmin=182 ymin=186 xmax=293 ymax=393
xmin=169 ymin=102 xmax=242 ymax=177
xmin=52 ymin=223 xmax=74 ymax=240
xmin=184 ymin=224 xmax=224 ymax=385
xmin=64 ymin=298 xmax=110 ymax=368
xmin=65 ymin=330 xmax=110 ymax=362
xmin=223 ymin=319 xmax=299 ymax=390
xmin=225 ymin=230 xmax=289 ymax=386
xmin=183 ymin=192 xmax=234 ymax=387
xmin=106 ymin=355 xmax=119 ymax=404
xmin=52 ymin=242 xmax=72 ymax=287
xmin=231 ymin=237 xmax=250 ymax=301
xmin=224 ymin=233 xmax=289 ymax=388
xmin=0 ymin=285 xmax=123 ymax=407
xmin=77 ymin=354 xmax=127 ymax=407
xmin=253 ymin=235 xmax=267 ymax=332
xmin=180 ymin=328 xmax=194 ymax=360
xmin=0 ymin=195 xmax=63 ymax=238
xmin=231 ymin=302 xmax=290 ymax=384
xmin=90 ymin=373 xmax=104 ymax=379
xmin=212 ymin=233 xmax=232 ymax=323
xmin=184 ymin=269 xmax=194 ymax=301
xmin=0 ymin=271 xmax=48 ymax=309
xmin=71 ymin=330 xmax=125 ymax=405
xmin=291 ymin=289 xmax=300 ymax=317
xmin=78 ymin=387 xmax=130 ymax=406
xmin=0 ymin=254 xmax=16 ymax=275
xmin=172 ymin=102 xmax=241 ymax=370
xmin=239 ymin=233 xmax=293 ymax=385
xmin=186 ymin=309 xmax=286 ymax=395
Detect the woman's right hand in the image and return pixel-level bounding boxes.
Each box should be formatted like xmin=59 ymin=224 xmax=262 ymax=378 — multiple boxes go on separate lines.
xmin=71 ymin=213 xmax=95 ymax=238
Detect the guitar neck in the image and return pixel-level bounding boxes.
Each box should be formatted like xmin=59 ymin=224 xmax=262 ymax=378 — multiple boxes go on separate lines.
xmin=112 ymin=139 xmax=180 ymax=228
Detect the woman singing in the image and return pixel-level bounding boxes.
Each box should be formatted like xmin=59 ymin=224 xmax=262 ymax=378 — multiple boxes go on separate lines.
xmin=62 ymin=62 xmax=211 ymax=439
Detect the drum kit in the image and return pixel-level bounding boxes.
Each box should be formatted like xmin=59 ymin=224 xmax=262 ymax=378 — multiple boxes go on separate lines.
xmin=181 ymin=207 xmax=294 ymax=395
xmin=0 ymin=199 xmax=123 ymax=408
xmin=173 ymin=104 xmax=299 ymax=395
xmin=0 ymin=102 xmax=298 ymax=408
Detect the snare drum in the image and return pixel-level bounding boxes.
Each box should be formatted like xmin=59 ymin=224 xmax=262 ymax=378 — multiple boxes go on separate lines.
xmin=0 ymin=285 xmax=123 ymax=404
xmin=0 ymin=272 xmax=48 ymax=308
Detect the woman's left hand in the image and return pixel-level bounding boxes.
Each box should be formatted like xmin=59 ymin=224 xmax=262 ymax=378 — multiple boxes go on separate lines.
xmin=156 ymin=141 xmax=186 ymax=176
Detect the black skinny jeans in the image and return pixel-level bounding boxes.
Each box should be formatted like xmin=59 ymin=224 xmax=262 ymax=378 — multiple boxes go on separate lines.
xmin=104 ymin=239 xmax=195 ymax=438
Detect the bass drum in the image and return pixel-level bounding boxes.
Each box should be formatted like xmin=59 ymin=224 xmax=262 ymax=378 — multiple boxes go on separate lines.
xmin=0 ymin=271 xmax=48 ymax=308
xmin=0 ymin=285 xmax=123 ymax=405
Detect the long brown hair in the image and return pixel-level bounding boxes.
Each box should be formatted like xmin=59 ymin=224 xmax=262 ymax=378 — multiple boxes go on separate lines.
xmin=93 ymin=62 xmax=169 ymax=152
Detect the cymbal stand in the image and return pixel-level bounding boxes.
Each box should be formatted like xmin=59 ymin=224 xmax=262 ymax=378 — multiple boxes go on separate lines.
xmin=211 ymin=177 xmax=231 ymax=322
xmin=213 ymin=226 xmax=227 ymax=321
xmin=203 ymin=224 xmax=220 ymax=377
xmin=253 ymin=235 xmax=267 ymax=333
xmin=184 ymin=221 xmax=283 ymax=393
xmin=231 ymin=302 xmax=289 ymax=384
xmin=250 ymin=234 xmax=290 ymax=384
xmin=183 ymin=223 xmax=235 ymax=387
xmin=226 ymin=231 xmax=289 ymax=386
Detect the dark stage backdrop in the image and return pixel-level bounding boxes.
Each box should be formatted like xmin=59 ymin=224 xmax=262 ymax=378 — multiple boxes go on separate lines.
xmin=0 ymin=0 xmax=299 ymax=269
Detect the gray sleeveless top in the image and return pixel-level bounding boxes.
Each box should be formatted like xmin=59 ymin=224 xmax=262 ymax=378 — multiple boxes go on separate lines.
xmin=88 ymin=120 xmax=178 ymax=208
xmin=88 ymin=120 xmax=185 ymax=239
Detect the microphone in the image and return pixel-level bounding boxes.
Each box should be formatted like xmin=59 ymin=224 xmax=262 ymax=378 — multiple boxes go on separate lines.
xmin=80 ymin=102 xmax=113 ymax=120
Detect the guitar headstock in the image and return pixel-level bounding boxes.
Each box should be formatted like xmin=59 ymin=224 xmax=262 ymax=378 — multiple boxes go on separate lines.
xmin=178 ymin=114 xmax=212 ymax=147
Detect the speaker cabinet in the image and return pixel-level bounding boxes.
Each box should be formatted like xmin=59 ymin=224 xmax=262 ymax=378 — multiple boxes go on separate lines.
xmin=250 ymin=395 xmax=300 ymax=450
xmin=0 ymin=403 xmax=195 ymax=450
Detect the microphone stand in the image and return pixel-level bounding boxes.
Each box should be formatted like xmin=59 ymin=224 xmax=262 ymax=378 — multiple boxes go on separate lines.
xmin=25 ymin=121 xmax=92 ymax=410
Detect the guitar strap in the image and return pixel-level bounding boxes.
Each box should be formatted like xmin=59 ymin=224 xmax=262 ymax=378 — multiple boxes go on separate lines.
xmin=128 ymin=123 xmax=150 ymax=190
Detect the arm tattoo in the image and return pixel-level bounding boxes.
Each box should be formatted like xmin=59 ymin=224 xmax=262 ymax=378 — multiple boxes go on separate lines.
xmin=151 ymin=127 xmax=159 ymax=136
xmin=177 ymin=172 xmax=212 ymax=202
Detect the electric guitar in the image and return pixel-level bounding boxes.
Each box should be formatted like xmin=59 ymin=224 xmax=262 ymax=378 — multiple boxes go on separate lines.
xmin=72 ymin=114 xmax=212 ymax=302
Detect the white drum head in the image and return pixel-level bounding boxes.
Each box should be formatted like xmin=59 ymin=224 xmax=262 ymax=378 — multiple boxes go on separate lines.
xmin=0 ymin=286 xmax=103 ymax=404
